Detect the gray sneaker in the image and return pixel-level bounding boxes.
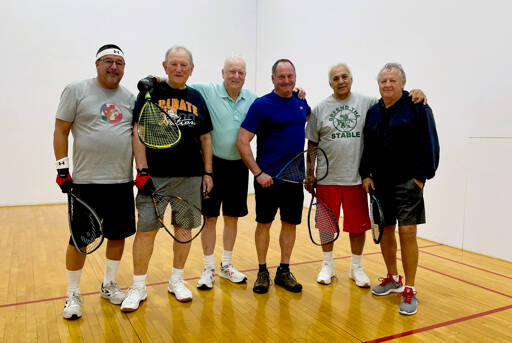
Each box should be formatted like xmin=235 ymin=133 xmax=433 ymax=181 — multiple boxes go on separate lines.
xmin=100 ymin=281 xmax=126 ymax=305
xmin=399 ymin=287 xmax=417 ymax=315
xmin=372 ymin=274 xmax=404 ymax=296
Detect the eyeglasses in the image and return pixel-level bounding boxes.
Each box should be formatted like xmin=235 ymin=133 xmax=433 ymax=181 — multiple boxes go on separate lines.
xmin=100 ymin=58 xmax=125 ymax=67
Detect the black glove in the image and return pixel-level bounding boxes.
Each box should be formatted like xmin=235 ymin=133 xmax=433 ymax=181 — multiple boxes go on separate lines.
xmin=56 ymin=168 xmax=73 ymax=193
xmin=136 ymin=168 xmax=155 ymax=194
xmin=137 ymin=76 xmax=157 ymax=93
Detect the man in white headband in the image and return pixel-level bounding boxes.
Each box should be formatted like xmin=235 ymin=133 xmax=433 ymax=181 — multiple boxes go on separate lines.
xmin=53 ymin=44 xmax=136 ymax=319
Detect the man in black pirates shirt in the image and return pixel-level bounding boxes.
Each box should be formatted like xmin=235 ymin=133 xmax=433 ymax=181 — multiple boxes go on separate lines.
xmin=121 ymin=46 xmax=213 ymax=311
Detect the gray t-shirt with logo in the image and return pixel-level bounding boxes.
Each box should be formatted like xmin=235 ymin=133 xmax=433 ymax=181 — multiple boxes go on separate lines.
xmin=56 ymin=78 xmax=135 ymax=184
xmin=306 ymin=92 xmax=377 ymax=185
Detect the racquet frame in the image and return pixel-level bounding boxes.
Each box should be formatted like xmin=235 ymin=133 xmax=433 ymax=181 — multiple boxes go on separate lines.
xmin=67 ymin=190 xmax=104 ymax=255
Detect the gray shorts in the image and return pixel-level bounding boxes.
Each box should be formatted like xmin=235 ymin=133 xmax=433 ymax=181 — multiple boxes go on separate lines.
xmin=375 ymin=178 xmax=426 ymax=226
xmin=136 ymin=176 xmax=202 ymax=232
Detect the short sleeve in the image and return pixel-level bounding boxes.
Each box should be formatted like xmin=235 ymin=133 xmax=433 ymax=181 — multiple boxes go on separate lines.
xmin=55 ymin=85 xmax=78 ymax=122
xmin=305 ymin=106 xmax=319 ymax=143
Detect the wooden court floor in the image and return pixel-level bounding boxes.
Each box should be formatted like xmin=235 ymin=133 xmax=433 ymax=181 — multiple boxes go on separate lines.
xmin=1 ymin=195 xmax=511 ymax=342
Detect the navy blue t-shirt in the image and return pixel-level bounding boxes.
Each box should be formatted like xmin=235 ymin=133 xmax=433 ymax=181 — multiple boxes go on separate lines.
xmin=241 ymin=91 xmax=310 ymax=175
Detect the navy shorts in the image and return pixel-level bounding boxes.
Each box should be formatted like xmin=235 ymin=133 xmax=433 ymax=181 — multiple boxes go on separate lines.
xmin=254 ymin=180 xmax=304 ymax=225
xmin=375 ymin=178 xmax=426 ymax=226
xmin=68 ymin=182 xmax=136 ymax=245
xmin=202 ymin=156 xmax=249 ymax=218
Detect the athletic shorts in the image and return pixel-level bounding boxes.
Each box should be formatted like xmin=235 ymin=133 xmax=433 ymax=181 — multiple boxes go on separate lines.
xmin=254 ymin=180 xmax=304 ymax=225
xmin=316 ymin=184 xmax=371 ymax=233
xmin=202 ymin=156 xmax=249 ymax=218
xmin=375 ymin=178 xmax=426 ymax=226
xmin=68 ymin=182 xmax=135 ymax=245
xmin=136 ymin=176 xmax=202 ymax=232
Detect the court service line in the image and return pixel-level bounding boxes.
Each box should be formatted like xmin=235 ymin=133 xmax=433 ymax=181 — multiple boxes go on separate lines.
xmin=419 ymin=250 xmax=512 ymax=280
xmin=362 ymin=304 xmax=512 ymax=343
xmin=417 ymin=263 xmax=512 ymax=299
xmin=0 ymin=242 xmax=502 ymax=310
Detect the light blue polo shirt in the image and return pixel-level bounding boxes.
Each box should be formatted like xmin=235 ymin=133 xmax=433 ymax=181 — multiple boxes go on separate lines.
xmin=190 ymin=82 xmax=257 ymax=160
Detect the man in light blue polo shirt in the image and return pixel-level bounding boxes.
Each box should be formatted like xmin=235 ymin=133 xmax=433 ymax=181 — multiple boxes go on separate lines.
xmin=192 ymin=57 xmax=257 ymax=289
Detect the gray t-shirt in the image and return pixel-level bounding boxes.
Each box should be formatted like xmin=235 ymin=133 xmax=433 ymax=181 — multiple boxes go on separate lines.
xmin=306 ymin=92 xmax=377 ymax=185
xmin=56 ymin=78 xmax=135 ymax=184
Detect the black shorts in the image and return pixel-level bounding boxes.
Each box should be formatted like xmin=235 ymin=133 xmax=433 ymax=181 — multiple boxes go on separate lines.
xmin=68 ymin=182 xmax=136 ymax=245
xmin=375 ymin=178 xmax=426 ymax=226
xmin=202 ymin=156 xmax=249 ymax=218
xmin=254 ymin=180 xmax=304 ymax=225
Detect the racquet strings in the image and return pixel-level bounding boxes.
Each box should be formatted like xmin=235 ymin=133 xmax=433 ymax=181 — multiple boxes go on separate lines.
xmin=309 ymin=195 xmax=339 ymax=245
xmin=369 ymin=194 xmax=383 ymax=243
xmin=277 ymin=147 xmax=328 ymax=184
xmin=139 ymin=101 xmax=180 ymax=148
xmin=68 ymin=194 xmax=103 ymax=254
xmin=153 ymin=195 xmax=204 ymax=244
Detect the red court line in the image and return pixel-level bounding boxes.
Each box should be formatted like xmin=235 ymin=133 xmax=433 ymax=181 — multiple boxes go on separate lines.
xmin=418 ymin=264 xmax=512 ymax=299
xmin=419 ymin=250 xmax=512 ymax=280
xmin=363 ymin=304 xmax=512 ymax=343
xmin=0 ymin=242 xmax=495 ymax=310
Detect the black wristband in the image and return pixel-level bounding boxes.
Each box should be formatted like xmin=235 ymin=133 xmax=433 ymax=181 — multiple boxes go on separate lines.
xmin=204 ymin=172 xmax=213 ymax=177
xmin=137 ymin=168 xmax=150 ymax=176
xmin=254 ymin=171 xmax=263 ymax=179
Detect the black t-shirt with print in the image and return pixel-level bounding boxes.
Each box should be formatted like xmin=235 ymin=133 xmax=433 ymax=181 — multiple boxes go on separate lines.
xmin=133 ymin=82 xmax=213 ymax=177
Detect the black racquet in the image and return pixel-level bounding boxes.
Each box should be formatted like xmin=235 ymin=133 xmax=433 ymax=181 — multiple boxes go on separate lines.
xmin=67 ymin=190 xmax=104 ymax=254
xmin=307 ymin=188 xmax=340 ymax=246
xmin=152 ymin=192 xmax=206 ymax=244
xmin=368 ymin=188 xmax=385 ymax=244
xmin=274 ymin=147 xmax=329 ymax=185
xmin=137 ymin=91 xmax=181 ymax=149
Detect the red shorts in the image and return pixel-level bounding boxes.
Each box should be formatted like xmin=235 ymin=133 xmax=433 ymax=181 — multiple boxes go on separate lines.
xmin=315 ymin=184 xmax=371 ymax=233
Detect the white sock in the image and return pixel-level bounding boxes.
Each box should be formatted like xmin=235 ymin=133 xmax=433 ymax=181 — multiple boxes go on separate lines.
xmin=351 ymin=254 xmax=362 ymax=266
xmin=170 ymin=268 xmax=184 ymax=282
xmin=405 ymin=285 xmax=416 ymax=292
xmin=103 ymin=259 xmax=121 ymax=284
xmin=322 ymin=251 xmax=333 ymax=263
xmin=66 ymin=269 xmax=82 ymax=295
xmin=222 ymin=250 xmax=233 ymax=266
xmin=392 ymin=275 xmax=400 ymax=283
xmin=133 ymin=274 xmax=147 ymax=289
xmin=204 ymin=254 xmax=215 ymax=270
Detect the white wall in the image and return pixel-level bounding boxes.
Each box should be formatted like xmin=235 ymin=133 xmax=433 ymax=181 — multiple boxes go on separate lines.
xmin=255 ymin=0 xmax=512 ymax=261
xmin=1 ymin=0 xmax=511 ymax=261
xmin=0 ymin=0 xmax=257 ymax=205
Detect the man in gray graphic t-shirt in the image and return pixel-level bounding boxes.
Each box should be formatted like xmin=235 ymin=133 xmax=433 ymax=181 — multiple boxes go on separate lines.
xmin=305 ymin=63 xmax=426 ymax=288
xmin=53 ymin=44 xmax=136 ymax=320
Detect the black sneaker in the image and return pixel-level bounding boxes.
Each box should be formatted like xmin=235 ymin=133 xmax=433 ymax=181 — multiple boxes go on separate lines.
xmin=274 ymin=267 xmax=302 ymax=292
xmin=253 ymin=270 xmax=270 ymax=294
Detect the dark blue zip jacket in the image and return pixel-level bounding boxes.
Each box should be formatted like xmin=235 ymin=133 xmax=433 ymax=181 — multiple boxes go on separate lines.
xmin=359 ymin=90 xmax=439 ymax=185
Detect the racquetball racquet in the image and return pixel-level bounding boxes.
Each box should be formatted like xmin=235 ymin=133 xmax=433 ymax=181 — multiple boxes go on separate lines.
xmin=137 ymin=91 xmax=181 ymax=149
xmin=152 ymin=192 xmax=206 ymax=244
xmin=307 ymin=188 xmax=340 ymax=246
xmin=368 ymin=188 xmax=385 ymax=244
xmin=274 ymin=146 xmax=329 ymax=185
xmin=67 ymin=190 xmax=104 ymax=254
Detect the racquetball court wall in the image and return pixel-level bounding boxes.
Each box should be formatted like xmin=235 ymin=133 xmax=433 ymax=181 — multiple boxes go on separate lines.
xmin=1 ymin=0 xmax=511 ymax=262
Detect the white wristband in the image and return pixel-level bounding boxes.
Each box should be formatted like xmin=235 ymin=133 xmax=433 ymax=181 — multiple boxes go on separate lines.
xmin=56 ymin=157 xmax=69 ymax=169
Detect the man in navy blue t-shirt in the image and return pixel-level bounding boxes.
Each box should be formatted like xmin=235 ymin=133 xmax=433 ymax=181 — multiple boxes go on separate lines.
xmin=236 ymin=59 xmax=311 ymax=294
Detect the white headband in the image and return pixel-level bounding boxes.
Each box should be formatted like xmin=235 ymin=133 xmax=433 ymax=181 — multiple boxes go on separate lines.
xmin=96 ymin=48 xmax=124 ymax=60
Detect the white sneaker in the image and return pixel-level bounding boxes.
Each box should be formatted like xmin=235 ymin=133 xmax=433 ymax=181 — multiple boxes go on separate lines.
xmin=120 ymin=286 xmax=147 ymax=312
xmin=219 ymin=263 xmax=247 ymax=284
xmin=197 ymin=268 xmax=215 ymax=290
xmin=168 ymin=279 xmax=192 ymax=302
xmin=63 ymin=291 xmax=82 ymax=319
xmin=316 ymin=261 xmax=336 ymax=285
xmin=349 ymin=264 xmax=371 ymax=288
xmin=100 ymin=281 xmax=126 ymax=305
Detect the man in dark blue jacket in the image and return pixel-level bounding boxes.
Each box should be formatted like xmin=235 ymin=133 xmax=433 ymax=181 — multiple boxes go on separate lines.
xmin=360 ymin=63 xmax=439 ymax=316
